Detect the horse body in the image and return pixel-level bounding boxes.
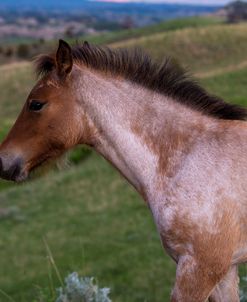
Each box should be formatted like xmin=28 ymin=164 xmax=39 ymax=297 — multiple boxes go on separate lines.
xmin=0 ymin=40 xmax=246 ymax=301
xmin=84 ymin=68 xmax=247 ymax=301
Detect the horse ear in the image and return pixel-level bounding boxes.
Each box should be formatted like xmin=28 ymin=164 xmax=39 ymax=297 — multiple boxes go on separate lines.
xmin=56 ymin=39 xmax=73 ymax=76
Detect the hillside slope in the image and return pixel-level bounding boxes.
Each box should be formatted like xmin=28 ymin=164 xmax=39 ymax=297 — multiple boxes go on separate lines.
xmin=111 ymin=22 xmax=247 ymax=74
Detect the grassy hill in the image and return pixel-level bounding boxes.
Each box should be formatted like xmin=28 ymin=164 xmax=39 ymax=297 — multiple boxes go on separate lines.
xmin=81 ymin=16 xmax=223 ymax=45
xmin=0 ymin=17 xmax=247 ymax=302
xmin=0 ymin=16 xmax=222 ymax=65
xmin=111 ymin=22 xmax=247 ymax=74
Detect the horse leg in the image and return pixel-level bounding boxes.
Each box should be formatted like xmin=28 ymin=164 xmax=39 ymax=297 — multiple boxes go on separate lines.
xmin=208 ymin=265 xmax=239 ymax=302
xmin=171 ymin=255 xmax=228 ymax=302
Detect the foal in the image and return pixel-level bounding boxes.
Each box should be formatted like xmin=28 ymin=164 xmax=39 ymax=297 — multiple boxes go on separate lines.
xmin=0 ymin=40 xmax=246 ymax=302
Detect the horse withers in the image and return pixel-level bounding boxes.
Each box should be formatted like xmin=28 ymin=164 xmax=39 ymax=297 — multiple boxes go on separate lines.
xmin=0 ymin=40 xmax=246 ymax=301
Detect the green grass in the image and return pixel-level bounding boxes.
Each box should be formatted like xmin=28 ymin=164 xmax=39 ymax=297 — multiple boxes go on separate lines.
xmin=201 ymin=68 xmax=247 ymax=107
xmin=0 ymin=154 xmax=176 ymax=302
xmin=78 ymin=16 xmax=223 ymax=46
xmin=0 ymin=63 xmax=34 ymax=122
xmin=0 ymin=17 xmax=247 ymax=302
xmin=112 ymin=22 xmax=247 ymax=74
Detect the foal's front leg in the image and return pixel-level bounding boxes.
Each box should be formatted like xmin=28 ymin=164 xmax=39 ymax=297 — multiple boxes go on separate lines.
xmin=209 ymin=265 xmax=239 ymax=302
xmin=171 ymin=255 xmax=228 ymax=302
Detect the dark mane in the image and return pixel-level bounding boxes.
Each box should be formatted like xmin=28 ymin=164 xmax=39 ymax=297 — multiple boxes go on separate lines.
xmin=35 ymin=42 xmax=247 ymax=121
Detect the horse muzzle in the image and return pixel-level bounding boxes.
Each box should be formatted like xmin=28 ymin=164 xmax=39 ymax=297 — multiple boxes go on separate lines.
xmin=0 ymin=154 xmax=27 ymax=182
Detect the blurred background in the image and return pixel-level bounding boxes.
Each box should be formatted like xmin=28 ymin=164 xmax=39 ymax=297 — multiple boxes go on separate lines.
xmin=0 ymin=0 xmax=247 ymax=301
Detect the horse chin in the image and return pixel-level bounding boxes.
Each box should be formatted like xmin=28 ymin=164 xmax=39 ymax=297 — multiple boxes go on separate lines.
xmin=14 ymin=170 xmax=29 ymax=182
xmin=16 ymin=153 xmax=66 ymax=182
xmin=12 ymin=164 xmax=46 ymax=182
xmin=28 ymin=155 xmax=65 ymax=179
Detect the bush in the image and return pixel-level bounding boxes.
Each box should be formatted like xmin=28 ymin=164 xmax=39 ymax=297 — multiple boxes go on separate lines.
xmin=226 ymin=0 xmax=247 ymax=23
xmin=5 ymin=47 xmax=14 ymax=57
xmin=17 ymin=43 xmax=30 ymax=59
xmin=69 ymin=146 xmax=92 ymax=164
xmin=56 ymin=272 xmax=111 ymax=302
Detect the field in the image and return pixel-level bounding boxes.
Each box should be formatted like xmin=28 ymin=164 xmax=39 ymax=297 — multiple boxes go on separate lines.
xmin=0 ymin=17 xmax=247 ymax=302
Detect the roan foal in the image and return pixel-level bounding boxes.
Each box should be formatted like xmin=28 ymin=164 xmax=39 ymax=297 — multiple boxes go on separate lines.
xmin=0 ymin=40 xmax=246 ymax=302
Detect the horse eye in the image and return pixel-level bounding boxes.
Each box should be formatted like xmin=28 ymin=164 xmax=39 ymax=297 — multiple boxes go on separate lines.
xmin=29 ymin=100 xmax=45 ymax=112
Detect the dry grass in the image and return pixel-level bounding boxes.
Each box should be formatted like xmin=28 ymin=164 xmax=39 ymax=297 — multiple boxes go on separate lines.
xmin=112 ymin=22 xmax=247 ymax=74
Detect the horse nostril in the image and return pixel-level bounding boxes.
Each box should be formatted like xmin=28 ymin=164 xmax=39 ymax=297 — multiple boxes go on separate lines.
xmin=0 ymin=155 xmax=23 ymax=181
xmin=11 ymin=159 xmax=22 ymax=180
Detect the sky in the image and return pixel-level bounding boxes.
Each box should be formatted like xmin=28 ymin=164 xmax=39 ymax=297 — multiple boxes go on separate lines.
xmin=161 ymin=0 xmax=232 ymax=3
xmin=95 ymin=0 xmax=240 ymax=5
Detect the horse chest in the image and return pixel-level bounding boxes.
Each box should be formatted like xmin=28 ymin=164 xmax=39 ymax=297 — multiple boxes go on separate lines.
xmin=149 ymin=191 xmax=225 ymax=260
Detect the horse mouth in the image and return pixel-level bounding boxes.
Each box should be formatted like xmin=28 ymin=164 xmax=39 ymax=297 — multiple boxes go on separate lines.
xmin=10 ymin=155 xmax=52 ymax=182
xmin=0 ymin=150 xmax=63 ymax=183
xmin=0 ymin=167 xmax=27 ymax=182
xmin=14 ymin=169 xmax=29 ymax=182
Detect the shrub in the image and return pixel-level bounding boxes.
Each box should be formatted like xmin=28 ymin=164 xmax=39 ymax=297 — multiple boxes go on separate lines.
xmin=69 ymin=147 xmax=92 ymax=165
xmin=56 ymin=272 xmax=111 ymax=302
xmin=17 ymin=44 xmax=30 ymax=59
xmin=5 ymin=47 xmax=14 ymax=57
xmin=226 ymin=0 xmax=247 ymax=23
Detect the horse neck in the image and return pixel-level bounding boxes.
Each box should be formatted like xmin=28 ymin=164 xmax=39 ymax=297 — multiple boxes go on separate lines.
xmin=75 ymin=66 xmax=214 ymax=201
